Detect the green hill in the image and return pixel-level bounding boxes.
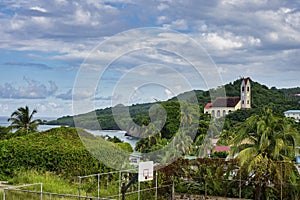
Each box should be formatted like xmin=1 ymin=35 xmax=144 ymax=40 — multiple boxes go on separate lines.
xmin=48 ymin=78 xmax=300 ymax=131
xmin=0 ymin=127 xmax=120 ymax=179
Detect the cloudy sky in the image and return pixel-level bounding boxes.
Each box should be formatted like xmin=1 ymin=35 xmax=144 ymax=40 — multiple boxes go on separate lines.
xmin=0 ymin=0 xmax=300 ymax=117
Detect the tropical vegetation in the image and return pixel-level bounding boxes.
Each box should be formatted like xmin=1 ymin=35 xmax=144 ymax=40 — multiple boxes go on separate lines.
xmin=230 ymin=108 xmax=300 ymax=199
xmin=0 ymin=78 xmax=299 ymax=199
xmin=7 ymin=105 xmax=42 ymax=133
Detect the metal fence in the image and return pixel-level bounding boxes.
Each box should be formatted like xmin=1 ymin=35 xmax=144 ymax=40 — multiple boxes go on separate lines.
xmin=3 ymin=169 xmax=173 ymax=200
xmin=78 ymin=169 xmax=173 ymax=200
xmin=3 ymin=183 xmax=103 ymax=200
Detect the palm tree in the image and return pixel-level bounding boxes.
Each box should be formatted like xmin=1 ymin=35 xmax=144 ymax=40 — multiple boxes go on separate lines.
xmin=8 ymin=106 xmax=42 ymax=133
xmin=230 ymin=108 xmax=299 ymax=199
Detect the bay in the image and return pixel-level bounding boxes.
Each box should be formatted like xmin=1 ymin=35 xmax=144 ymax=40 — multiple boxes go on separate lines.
xmin=0 ymin=116 xmax=138 ymax=148
xmin=85 ymin=129 xmax=138 ymax=149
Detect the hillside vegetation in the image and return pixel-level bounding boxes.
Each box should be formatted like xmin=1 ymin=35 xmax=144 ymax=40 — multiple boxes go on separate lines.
xmin=0 ymin=127 xmax=111 ymax=179
xmin=48 ymin=78 xmax=300 ymax=131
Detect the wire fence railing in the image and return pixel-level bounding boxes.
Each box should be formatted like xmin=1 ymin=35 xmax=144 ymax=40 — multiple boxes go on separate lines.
xmin=2 ymin=160 xmax=300 ymax=200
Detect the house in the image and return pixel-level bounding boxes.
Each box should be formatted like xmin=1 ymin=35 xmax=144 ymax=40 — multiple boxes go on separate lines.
xmin=213 ymin=146 xmax=230 ymax=153
xmin=204 ymin=77 xmax=251 ymax=118
xmin=284 ymin=110 xmax=300 ymax=122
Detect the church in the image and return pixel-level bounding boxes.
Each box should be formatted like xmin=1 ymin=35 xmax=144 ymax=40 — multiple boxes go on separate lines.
xmin=204 ymin=78 xmax=251 ymax=118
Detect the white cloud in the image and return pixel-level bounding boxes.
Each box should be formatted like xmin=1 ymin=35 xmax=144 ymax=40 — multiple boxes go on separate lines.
xmin=0 ymin=78 xmax=58 ymax=99
xmin=157 ymin=16 xmax=168 ymax=24
xmin=201 ymin=32 xmax=261 ymax=50
xmin=74 ymin=5 xmax=92 ymax=25
xmin=164 ymin=89 xmax=173 ymax=99
xmin=1 ymin=0 xmax=300 ymax=117
xmin=163 ymin=19 xmax=188 ymax=30
xmin=30 ymin=6 xmax=47 ymax=13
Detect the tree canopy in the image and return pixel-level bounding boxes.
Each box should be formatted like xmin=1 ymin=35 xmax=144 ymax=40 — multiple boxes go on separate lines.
xmin=8 ymin=106 xmax=42 ymax=133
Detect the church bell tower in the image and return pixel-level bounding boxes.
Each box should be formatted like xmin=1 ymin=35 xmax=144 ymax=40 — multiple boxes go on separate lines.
xmin=241 ymin=77 xmax=251 ymax=109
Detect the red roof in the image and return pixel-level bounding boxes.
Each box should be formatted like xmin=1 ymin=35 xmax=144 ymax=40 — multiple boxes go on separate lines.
xmin=204 ymin=103 xmax=212 ymax=109
xmin=211 ymin=97 xmax=240 ymax=107
xmin=243 ymin=77 xmax=250 ymax=84
xmin=214 ymin=146 xmax=230 ymax=152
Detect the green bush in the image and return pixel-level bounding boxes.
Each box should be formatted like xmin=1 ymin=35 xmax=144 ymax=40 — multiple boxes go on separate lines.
xmin=0 ymin=127 xmax=109 ymax=179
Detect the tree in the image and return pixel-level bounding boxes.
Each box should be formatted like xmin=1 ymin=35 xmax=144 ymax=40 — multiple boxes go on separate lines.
xmin=8 ymin=106 xmax=42 ymax=133
xmin=230 ymin=108 xmax=299 ymax=199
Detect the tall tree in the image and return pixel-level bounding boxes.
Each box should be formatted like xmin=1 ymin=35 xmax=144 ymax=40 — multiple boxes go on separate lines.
xmin=8 ymin=106 xmax=42 ymax=132
xmin=230 ymin=108 xmax=299 ymax=199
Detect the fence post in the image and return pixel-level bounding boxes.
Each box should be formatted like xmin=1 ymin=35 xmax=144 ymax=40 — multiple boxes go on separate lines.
xmin=78 ymin=177 xmax=81 ymax=200
xmin=155 ymin=171 xmax=158 ymax=200
xmin=172 ymin=178 xmax=175 ymax=200
xmin=3 ymin=188 xmax=6 ymax=200
xmin=98 ymin=174 xmax=100 ymax=200
xmin=239 ymin=170 xmax=241 ymax=199
xmin=138 ymin=180 xmax=140 ymax=200
xmin=280 ymin=162 xmax=283 ymax=200
xmin=40 ymin=182 xmax=43 ymax=200
xmin=119 ymin=171 xmax=122 ymax=200
xmin=205 ymin=182 xmax=207 ymax=198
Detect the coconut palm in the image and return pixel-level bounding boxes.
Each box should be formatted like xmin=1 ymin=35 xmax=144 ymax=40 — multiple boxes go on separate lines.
xmin=8 ymin=106 xmax=42 ymax=132
xmin=230 ymin=108 xmax=299 ymax=199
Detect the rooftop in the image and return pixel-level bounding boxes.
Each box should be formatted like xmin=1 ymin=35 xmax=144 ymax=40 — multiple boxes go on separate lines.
xmin=213 ymin=146 xmax=230 ymax=152
xmin=204 ymin=103 xmax=212 ymax=109
xmin=284 ymin=110 xmax=300 ymax=114
xmin=211 ymin=97 xmax=240 ymax=107
xmin=243 ymin=77 xmax=250 ymax=85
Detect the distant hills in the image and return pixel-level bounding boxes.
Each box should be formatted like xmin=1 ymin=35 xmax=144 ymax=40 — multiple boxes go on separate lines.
xmin=47 ymin=78 xmax=300 ymax=131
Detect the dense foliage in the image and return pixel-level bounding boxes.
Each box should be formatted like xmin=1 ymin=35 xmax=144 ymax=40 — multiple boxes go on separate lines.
xmin=48 ymin=78 xmax=300 ymax=131
xmin=230 ymin=109 xmax=300 ymax=199
xmin=0 ymin=77 xmax=299 ymax=198
xmin=0 ymin=127 xmax=110 ymax=179
xmin=161 ymin=157 xmax=300 ymax=199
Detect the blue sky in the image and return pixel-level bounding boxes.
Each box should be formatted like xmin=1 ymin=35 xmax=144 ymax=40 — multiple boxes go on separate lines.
xmin=0 ymin=0 xmax=300 ymax=117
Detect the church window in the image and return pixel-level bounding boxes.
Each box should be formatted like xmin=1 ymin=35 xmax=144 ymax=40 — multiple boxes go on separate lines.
xmin=247 ymin=87 xmax=250 ymax=92
xmin=223 ymin=110 xmax=226 ymax=116
xmin=211 ymin=110 xmax=215 ymax=117
xmin=247 ymin=100 xmax=250 ymax=104
xmin=242 ymin=86 xmax=244 ymax=92
xmin=217 ymin=110 xmax=220 ymax=117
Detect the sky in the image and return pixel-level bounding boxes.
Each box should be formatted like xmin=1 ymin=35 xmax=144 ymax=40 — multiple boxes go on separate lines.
xmin=0 ymin=0 xmax=300 ymax=118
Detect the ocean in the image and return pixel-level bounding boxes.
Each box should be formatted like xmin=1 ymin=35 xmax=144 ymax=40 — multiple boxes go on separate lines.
xmin=0 ymin=116 xmax=9 ymax=127
xmin=0 ymin=116 xmax=59 ymax=131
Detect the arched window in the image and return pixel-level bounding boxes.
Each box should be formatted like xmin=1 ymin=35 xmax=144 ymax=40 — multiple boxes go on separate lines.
xmin=217 ymin=110 xmax=220 ymax=117
xmin=247 ymin=87 xmax=250 ymax=92
xmin=211 ymin=110 xmax=215 ymax=117
xmin=223 ymin=110 xmax=226 ymax=116
xmin=242 ymin=86 xmax=245 ymax=92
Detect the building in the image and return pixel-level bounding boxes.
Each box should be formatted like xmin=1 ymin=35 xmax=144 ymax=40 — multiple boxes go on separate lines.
xmin=204 ymin=78 xmax=251 ymax=118
xmin=284 ymin=110 xmax=300 ymax=122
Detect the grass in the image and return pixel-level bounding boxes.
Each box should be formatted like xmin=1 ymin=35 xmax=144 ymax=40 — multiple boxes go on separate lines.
xmin=0 ymin=170 xmax=164 ymax=200
xmin=0 ymin=170 xmax=79 ymax=200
